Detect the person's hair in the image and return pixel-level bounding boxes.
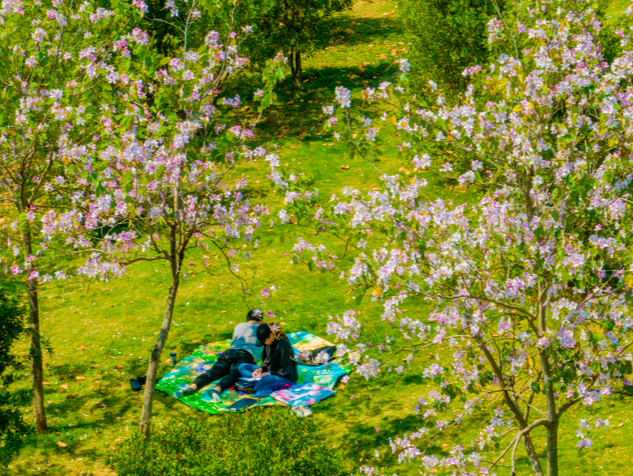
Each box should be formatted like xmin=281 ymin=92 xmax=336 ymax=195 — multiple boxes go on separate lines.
xmin=268 ymin=322 xmax=287 ymax=340
xmin=246 ymin=309 xmax=264 ymax=322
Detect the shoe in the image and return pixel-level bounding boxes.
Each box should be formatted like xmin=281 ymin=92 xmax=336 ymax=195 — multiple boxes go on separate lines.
xmin=208 ymin=389 xmax=222 ymax=403
xmin=173 ymin=386 xmax=195 ymax=398
xmin=236 ymin=386 xmax=254 ymax=394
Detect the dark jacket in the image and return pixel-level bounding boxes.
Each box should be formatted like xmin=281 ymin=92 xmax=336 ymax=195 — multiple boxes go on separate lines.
xmin=261 ymin=337 xmax=298 ymax=383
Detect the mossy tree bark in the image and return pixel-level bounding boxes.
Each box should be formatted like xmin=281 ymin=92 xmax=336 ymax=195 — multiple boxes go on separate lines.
xmin=21 ymin=227 xmax=48 ymax=435
xmin=139 ymin=254 xmax=182 ymax=436
xmin=289 ymin=50 xmax=303 ymax=88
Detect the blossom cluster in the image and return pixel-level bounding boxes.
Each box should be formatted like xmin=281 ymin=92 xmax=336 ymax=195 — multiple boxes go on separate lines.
xmin=274 ymin=0 xmax=633 ymax=472
xmin=1 ymin=0 xmax=285 ymax=285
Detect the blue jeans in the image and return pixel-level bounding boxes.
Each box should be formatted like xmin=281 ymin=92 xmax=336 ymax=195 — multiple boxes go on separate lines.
xmin=238 ymin=363 xmax=295 ymax=397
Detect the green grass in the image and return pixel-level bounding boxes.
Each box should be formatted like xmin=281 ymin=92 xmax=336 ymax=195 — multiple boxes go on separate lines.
xmin=4 ymin=1 xmax=633 ymax=475
xmin=246 ymin=0 xmax=407 ymax=145
xmin=606 ymin=0 xmax=630 ymax=17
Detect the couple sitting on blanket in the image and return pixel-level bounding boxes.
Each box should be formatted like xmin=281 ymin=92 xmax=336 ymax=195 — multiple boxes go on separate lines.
xmin=173 ymin=309 xmax=298 ymax=403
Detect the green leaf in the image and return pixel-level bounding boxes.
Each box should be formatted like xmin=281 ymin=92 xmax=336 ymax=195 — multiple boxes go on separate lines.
xmin=122 ymin=171 xmax=133 ymax=185
xmin=154 ymin=165 xmax=166 ymax=180
xmin=120 ymin=57 xmax=131 ymax=74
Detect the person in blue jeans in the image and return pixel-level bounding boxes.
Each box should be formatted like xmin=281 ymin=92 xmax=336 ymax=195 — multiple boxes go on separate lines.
xmin=173 ymin=309 xmax=264 ymax=402
xmin=238 ymin=323 xmax=298 ymax=397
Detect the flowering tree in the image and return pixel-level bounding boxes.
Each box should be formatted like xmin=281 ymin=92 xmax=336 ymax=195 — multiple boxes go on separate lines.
xmin=0 ymin=0 xmax=138 ymax=434
xmin=223 ymin=0 xmax=355 ymax=88
xmin=41 ymin=0 xmax=289 ymax=435
xmin=279 ymin=1 xmax=633 ymax=474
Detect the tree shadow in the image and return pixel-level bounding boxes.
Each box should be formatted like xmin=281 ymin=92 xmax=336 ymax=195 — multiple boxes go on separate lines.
xmin=216 ymin=3 xmax=406 ymax=143
xmin=401 ymin=373 xmax=424 ymax=385
xmin=47 ymin=361 xmax=97 ymax=381
xmin=321 ymin=13 xmax=403 ymax=49
xmin=4 ymin=388 xmax=135 ymax=469
xmin=317 ymin=391 xmax=449 ymax=467
xmin=252 ymin=61 xmax=398 ymax=143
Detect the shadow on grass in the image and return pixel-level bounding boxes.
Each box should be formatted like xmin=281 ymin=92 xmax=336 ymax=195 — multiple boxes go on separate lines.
xmin=47 ymin=361 xmax=96 ymax=380
xmin=322 ymin=13 xmax=403 ymax=49
xmin=3 ymin=389 xmax=135 ymax=468
xmin=217 ymin=4 xmax=405 ymax=143
xmin=253 ymin=61 xmax=398 ymax=143
xmin=318 ymin=393 xmax=444 ymax=467
xmin=304 ymin=62 xmax=399 ymax=89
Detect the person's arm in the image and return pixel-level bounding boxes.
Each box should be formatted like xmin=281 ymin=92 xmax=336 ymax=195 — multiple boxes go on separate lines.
xmin=275 ymin=340 xmax=296 ymax=379
xmin=260 ymin=346 xmax=271 ymax=372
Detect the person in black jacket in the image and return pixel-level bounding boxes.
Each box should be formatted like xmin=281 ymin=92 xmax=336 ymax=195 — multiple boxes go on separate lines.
xmin=237 ymin=323 xmax=298 ymax=397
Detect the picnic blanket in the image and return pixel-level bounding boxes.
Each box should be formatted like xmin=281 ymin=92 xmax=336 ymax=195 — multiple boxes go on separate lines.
xmin=156 ymin=332 xmax=347 ymax=414
xmin=271 ymin=382 xmax=335 ymax=406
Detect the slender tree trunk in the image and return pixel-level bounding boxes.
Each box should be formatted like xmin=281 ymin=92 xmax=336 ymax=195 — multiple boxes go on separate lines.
xmin=538 ymin=290 xmax=558 ymax=476
xmin=294 ymin=50 xmax=302 ymax=87
xmin=546 ymin=420 xmax=559 ymax=476
xmin=22 ymin=228 xmax=48 ymax=434
xmin=139 ymin=256 xmax=182 ymax=436
xmin=476 ymin=335 xmax=544 ymax=475
xmin=288 ymin=50 xmax=303 ymax=89
xmin=542 ymin=351 xmax=559 ymax=476
xmin=522 ymin=433 xmax=544 ymax=476
xmin=288 ymin=51 xmax=296 ymax=82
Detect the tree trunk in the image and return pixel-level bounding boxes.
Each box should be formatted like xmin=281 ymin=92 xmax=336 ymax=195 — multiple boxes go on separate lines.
xmin=289 ymin=52 xmax=296 ymax=84
xmin=294 ymin=50 xmax=302 ymax=88
xmin=22 ymin=228 xmax=48 ymax=434
xmin=289 ymin=50 xmax=302 ymax=89
xmin=522 ymin=433 xmax=544 ymax=476
xmin=542 ymin=355 xmax=559 ymax=476
xmin=538 ymin=293 xmax=558 ymax=476
xmin=477 ymin=334 xmax=544 ymax=475
xmin=546 ymin=420 xmax=559 ymax=476
xmin=139 ymin=258 xmax=181 ymax=436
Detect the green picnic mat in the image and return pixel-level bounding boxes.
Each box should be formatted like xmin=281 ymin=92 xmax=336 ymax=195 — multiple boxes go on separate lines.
xmin=156 ymin=332 xmax=348 ymax=414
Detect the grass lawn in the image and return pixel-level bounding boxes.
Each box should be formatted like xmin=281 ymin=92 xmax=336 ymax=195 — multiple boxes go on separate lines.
xmin=4 ymin=1 xmax=633 ymax=475
xmin=607 ymin=0 xmax=630 ymax=17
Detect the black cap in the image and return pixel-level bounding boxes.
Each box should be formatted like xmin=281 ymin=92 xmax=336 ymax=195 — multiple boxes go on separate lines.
xmin=255 ymin=323 xmax=272 ymax=347
xmin=247 ymin=309 xmax=264 ymax=322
